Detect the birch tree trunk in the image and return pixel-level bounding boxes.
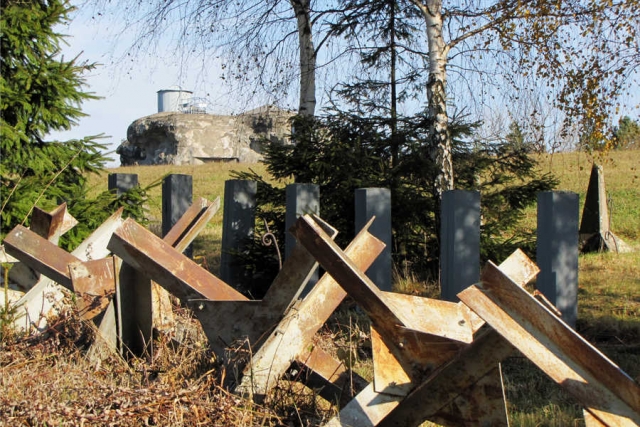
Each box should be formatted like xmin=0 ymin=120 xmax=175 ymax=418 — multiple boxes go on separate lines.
xmin=413 ymin=0 xmax=452 ymax=196
xmin=291 ymin=0 xmax=317 ymax=117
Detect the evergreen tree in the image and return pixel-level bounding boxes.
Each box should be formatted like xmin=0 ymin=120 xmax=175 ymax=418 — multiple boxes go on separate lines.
xmin=233 ymin=0 xmax=558 ymax=282
xmin=614 ymin=116 xmax=640 ymax=150
xmin=1 ymin=0 xmax=147 ymax=249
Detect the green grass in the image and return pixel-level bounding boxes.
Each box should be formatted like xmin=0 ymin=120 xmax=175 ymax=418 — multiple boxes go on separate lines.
xmin=87 ymin=150 xmax=639 ymax=426
xmin=88 ymin=162 xmax=274 ymax=274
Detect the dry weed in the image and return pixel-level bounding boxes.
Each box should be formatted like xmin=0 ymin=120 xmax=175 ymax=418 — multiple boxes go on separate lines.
xmin=0 ymin=305 xmax=284 ymax=427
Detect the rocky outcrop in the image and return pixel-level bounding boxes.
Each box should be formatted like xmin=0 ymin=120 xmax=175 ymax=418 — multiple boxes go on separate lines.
xmin=118 ymin=106 xmax=294 ymax=166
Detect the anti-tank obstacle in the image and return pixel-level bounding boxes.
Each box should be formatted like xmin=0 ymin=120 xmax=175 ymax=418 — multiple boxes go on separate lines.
xmin=1 ymin=198 xmax=638 ymax=426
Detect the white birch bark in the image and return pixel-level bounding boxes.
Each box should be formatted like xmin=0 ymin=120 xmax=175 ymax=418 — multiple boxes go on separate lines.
xmin=412 ymin=0 xmax=453 ymax=196
xmin=290 ymin=0 xmax=317 ymax=117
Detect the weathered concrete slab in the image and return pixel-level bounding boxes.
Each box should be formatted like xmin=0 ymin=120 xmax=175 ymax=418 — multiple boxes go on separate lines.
xmin=440 ymin=190 xmax=481 ymax=302
xmin=220 ymin=180 xmax=256 ymax=288
xmin=537 ymin=191 xmax=579 ymax=327
xmin=355 ymin=188 xmax=392 ymax=291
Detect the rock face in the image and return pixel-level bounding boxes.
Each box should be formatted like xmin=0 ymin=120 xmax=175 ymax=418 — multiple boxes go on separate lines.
xmin=118 ymin=106 xmax=294 ymax=166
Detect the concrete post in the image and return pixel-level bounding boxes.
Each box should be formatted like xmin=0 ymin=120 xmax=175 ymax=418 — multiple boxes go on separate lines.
xmin=108 ymin=173 xmax=138 ymax=196
xmin=285 ymin=184 xmax=321 ymax=259
xmin=285 ymin=184 xmax=320 ymax=293
xmin=355 ymin=188 xmax=392 ymax=291
xmin=537 ymin=191 xmax=579 ymax=328
xmin=220 ymin=180 xmax=257 ymax=288
xmin=440 ymin=190 xmax=481 ymax=302
xmin=162 ymin=174 xmax=193 ymax=238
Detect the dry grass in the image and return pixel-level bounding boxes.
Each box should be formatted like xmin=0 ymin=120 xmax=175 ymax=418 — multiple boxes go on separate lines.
xmin=0 ymin=303 xmax=284 ymax=427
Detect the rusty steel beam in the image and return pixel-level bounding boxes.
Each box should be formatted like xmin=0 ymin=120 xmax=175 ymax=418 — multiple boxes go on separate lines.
xmin=237 ymin=220 xmax=385 ymax=399
xmin=7 ymin=209 xmax=124 ymax=333
xmin=114 ymin=199 xmax=220 ymax=357
xmin=29 ymin=203 xmax=77 ymax=244
xmin=379 ymin=294 xmax=475 ymax=343
xmin=163 ymin=197 xmax=220 ymax=252
xmin=68 ymin=258 xmax=116 ymax=320
xmin=4 ymin=225 xmax=77 ymax=289
xmin=290 ymin=214 xmax=469 ymax=386
xmin=191 ymin=216 xmax=338 ymax=356
xmin=292 ymin=345 xmax=369 ymax=405
xmin=323 ymin=249 xmax=539 ymax=426
xmin=459 ymin=261 xmax=640 ymax=426
xmin=261 ymin=215 xmax=338 ymax=314
xmin=109 ymin=218 xmax=245 ymax=302
xmin=324 ymin=330 xmax=514 ymax=427
xmin=9 ymin=204 xmax=78 ymax=290
xmin=324 ymin=383 xmax=403 ymax=427
xmin=290 ymin=214 xmax=404 ymax=330
xmin=376 ymin=330 xmax=514 ymax=427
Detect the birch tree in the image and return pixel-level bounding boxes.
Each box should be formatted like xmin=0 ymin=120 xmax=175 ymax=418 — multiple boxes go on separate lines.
xmin=408 ymin=0 xmax=639 ymax=196
xmin=91 ymin=0 xmax=334 ymax=116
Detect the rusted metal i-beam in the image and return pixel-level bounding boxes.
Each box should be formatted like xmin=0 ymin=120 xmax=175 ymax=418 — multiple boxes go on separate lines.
xmin=113 ymin=197 xmax=222 ymax=356
xmin=4 ymin=225 xmax=79 ymax=289
xmin=321 ymin=248 xmax=539 ymax=426
xmin=3 ymin=208 xmax=125 ymax=329
xmin=108 ymin=217 xmax=246 ymax=302
xmin=237 ymin=218 xmax=385 ymax=400
xmin=459 ymin=261 xmax=640 ymax=426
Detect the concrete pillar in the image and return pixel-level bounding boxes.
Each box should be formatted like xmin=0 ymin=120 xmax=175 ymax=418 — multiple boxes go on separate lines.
xmin=285 ymin=184 xmax=320 ymax=293
xmin=440 ymin=190 xmax=481 ymax=302
xmin=108 ymin=173 xmax=138 ymax=196
xmin=220 ymin=180 xmax=257 ymax=288
xmin=162 ymin=174 xmax=193 ymax=238
xmin=355 ymin=188 xmax=392 ymax=291
xmin=537 ymin=191 xmax=579 ymax=328
xmin=285 ymin=184 xmax=320 ymax=259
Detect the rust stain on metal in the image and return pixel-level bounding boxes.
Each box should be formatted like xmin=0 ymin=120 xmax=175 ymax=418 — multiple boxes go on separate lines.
xmin=371 ymin=326 xmax=412 ymax=396
xmin=381 ymin=293 xmax=474 ymax=343
xmin=69 ymin=257 xmax=116 ymax=320
xmin=291 ymin=214 xmax=464 ymax=384
xmin=164 ymin=197 xmax=221 ymax=252
xmin=30 ymin=203 xmax=77 ymax=243
xmin=428 ymin=366 xmax=509 ymax=427
xmin=297 ymin=345 xmax=347 ymax=384
xmin=459 ymin=261 xmax=640 ymax=426
xmin=496 ymin=248 xmax=539 ymax=287
xmin=375 ymin=329 xmax=514 ymax=427
xmin=262 ymin=220 xmax=337 ymax=314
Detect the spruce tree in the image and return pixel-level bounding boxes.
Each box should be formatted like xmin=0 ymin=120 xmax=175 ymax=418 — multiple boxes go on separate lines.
xmin=1 ymin=0 xmax=146 ymax=249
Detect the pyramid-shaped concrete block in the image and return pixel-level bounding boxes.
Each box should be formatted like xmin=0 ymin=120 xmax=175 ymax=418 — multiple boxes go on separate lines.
xmin=579 ymin=164 xmax=632 ymax=253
